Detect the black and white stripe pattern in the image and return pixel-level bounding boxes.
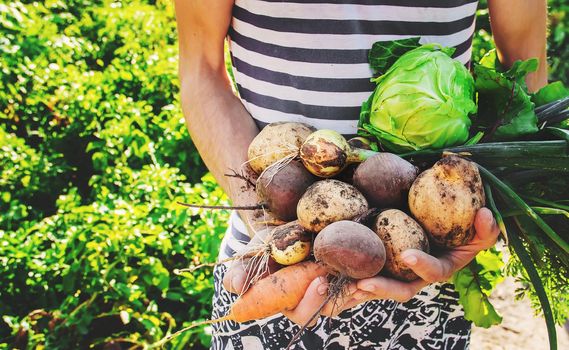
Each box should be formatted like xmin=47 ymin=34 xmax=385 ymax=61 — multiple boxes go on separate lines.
xmin=218 ymin=212 xmax=252 ymax=260
xmin=228 ymin=0 xmax=478 ymax=134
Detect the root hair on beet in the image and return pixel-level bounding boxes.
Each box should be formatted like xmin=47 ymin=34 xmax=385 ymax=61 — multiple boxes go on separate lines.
xmin=285 ymin=274 xmax=351 ymax=350
xmin=241 ymin=143 xmax=299 ymax=170
xmin=256 ymin=153 xmax=297 ymax=187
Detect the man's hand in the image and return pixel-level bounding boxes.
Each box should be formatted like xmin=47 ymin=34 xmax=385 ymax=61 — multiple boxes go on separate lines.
xmin=340 ymin=207 xmax=499 ymax=309
xmin=257 ymin=207 xmax=500 ymax=326
xmin=222 ymin=227 xmax=280 ymax=294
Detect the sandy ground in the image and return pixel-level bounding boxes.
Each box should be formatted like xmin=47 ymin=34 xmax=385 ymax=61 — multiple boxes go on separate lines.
xmin=470 ymin=277 xmax=569 ymax=350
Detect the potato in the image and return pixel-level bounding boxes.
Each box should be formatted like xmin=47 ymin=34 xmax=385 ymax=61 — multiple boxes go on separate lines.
xmin=408 ymin=155 xmax=485 ymax=248
xmin=297 ymin=179 xmax=369 ymax=233
xmin=373 ymin=209 xmax=429 ymax=281
xmin=248 ymin=122 xmax=316 ymax=174
xmin=268 ymin=221 xmax=312 ymax=265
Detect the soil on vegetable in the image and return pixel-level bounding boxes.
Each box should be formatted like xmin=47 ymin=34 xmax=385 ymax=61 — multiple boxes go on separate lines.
xmin=304 ymin=138 xmax=347 ymax=169
xmin=272 ymin=224 xmax=311 ymax=250
xmin=470 ymin=277 xmax=569 ymax=350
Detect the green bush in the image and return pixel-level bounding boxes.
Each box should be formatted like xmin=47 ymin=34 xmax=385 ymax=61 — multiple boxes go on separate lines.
xmin=548 ymin=0 xmax=569 ymax=84
xmin=0 ymin=170 xmax=228 ymax=349
xmin=0 ymin=127 xmax=69 ymax=235
xmin=0 ymin=1 xmax=213 ymax=348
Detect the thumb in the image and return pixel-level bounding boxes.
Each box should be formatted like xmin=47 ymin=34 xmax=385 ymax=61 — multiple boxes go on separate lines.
xmin=282 ymin=276 xmax=328 ymax=327
xmin=401 ymin=249 xmax=454 ymax=283
xmin=473 ymin=207 xmax=500 ymax=248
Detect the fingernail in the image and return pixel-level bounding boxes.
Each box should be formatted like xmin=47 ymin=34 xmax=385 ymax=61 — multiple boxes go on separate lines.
xmin=317 ymin=283 xmax=328 ymax=296
xmin=402 ymin=254 xmax=417 ymax=266
xmin=360 ymin=283 xmax=375 ymax=292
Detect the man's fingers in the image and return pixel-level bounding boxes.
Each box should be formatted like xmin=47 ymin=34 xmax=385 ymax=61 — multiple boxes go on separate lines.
xmin=222 ymin=259 xmax=249 ymax=294
xmin=282 ymin=277 xmax=328 ymax=327
xmin=356 ymin=275 xmax=427 ymax=303
xmin=222 ymin=257 xmax=282 ymax=295
xmin=401 ymin=249 xmax=455 ymax=283
xmin=320 ymin=282 xmax=358 ymax=317
xmin=396 ymin=207 xmax=501 ymax=284
xmin=224 ymin=208 xmax=501 ymax=322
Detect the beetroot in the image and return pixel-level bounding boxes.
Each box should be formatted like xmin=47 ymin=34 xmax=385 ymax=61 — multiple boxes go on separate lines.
xmin=256 ymin=160 xmax=317 ymax=221
xmin=353 ymin=153 xmax=418 ymax=208
xmin=314 ymin=220 xmax=386 ymax=279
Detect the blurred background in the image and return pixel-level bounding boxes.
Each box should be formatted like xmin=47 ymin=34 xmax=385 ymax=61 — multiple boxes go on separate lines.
xmin=0 ymin=1 xmax=567 ymax=349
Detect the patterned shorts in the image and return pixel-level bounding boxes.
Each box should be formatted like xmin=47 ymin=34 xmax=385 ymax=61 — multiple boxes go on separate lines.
xmin=210 ymin=214 xmax=471 ymax=350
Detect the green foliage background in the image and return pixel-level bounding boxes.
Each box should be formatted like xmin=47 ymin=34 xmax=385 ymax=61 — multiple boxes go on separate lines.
xmin=0 ymin=1 xmax=567 ymax=349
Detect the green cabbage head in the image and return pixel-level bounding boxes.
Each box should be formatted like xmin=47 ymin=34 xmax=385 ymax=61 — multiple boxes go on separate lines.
xmin=360 ymin=44 xmax=477 ymax=152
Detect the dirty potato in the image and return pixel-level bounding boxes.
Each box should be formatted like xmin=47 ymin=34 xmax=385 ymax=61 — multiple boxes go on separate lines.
xmin=297 ymin=179 xmax=368 ymax=233
xmin=248 ymin=122 xmax=316 ymax=174
xmin=408 ymin=155 xmax=485 ymax=248
xmin=373 ymin=209 xmax=429 ymax=281
xmin=268 ymin=221 xmax=312 ymax=265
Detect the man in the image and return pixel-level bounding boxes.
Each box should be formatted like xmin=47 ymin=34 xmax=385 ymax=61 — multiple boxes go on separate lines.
xmin=174 ymin=1 xmax=547 ymax=348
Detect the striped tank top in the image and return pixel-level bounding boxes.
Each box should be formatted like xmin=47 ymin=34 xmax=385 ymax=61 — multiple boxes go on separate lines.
xmin=227 ymin=0 xmax=478 ymax=135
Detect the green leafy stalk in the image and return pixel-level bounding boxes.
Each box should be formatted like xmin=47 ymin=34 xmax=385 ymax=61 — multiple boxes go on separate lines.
xmin=478 ymin=165 xmax=569 ymax=254
xmin=486 ymin=184 xmax=541 ymax=268
xmin=402 ymin=140 xmax=568 ymax=158
xmin=532 ymin=82 xmax=569 ymax=107
xmin=474 ymin=50 xmax=539 ymax=140
xmin=452 ymin=248 xmax=504 ymax=328
xmin=401 ymin=141 xmax=569 ymax=172
xmin=547 ymin=127 xmax=569 ymax=142
xmin=507 ymin=219 xmax=558 ymax=350
xmin=511 ymin=216 xmax=548 ymax=269
xmin=484 ymin=183 xmax=508 ymax=243
xmin=486 ymin=181 xmax=558 ymax=349
xmin=522 ymin=196 xmax=569 ymax=211
xmin=502 ymin=207 xmax=569 ymax=219
xmin=464 ymin=131 xmax=485 ymax=146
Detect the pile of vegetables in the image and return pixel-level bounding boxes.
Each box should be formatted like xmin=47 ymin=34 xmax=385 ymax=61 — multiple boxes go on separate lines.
xmin=166 ymin=39 xmax=568 ymax=349
xmin=159 ymin=122 xmax=494 ymax=349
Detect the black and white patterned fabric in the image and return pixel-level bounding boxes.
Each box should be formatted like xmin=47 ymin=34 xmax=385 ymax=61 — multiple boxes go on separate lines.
xmin=210 ymin=214 xmax=471 ymax=350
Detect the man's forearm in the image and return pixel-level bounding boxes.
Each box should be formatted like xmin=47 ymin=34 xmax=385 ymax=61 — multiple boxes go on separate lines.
xmin=488 ymin=0 xmax=548 ymax=92
xmin=180 ymin=66 xmax=259 ymax=208
xmin=174 ymin=0 xmax=263 ymax=233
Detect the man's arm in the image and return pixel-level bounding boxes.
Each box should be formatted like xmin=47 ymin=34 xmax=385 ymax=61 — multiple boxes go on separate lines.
xmin=488 ymin=0 xmax=548 ymax=92
xmin=174 ymin=0 xmax=259 ymax=212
